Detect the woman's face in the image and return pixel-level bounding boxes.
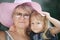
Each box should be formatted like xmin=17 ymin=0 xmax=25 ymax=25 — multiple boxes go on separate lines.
xmin=31 ymin=16 xmax=44 ymax=33
xmin=13 ymin=8 xmax=31 ymax=29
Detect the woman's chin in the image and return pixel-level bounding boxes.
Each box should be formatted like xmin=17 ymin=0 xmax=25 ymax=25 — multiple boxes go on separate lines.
xmin=17 ymin=25 xmax=27 ymax=29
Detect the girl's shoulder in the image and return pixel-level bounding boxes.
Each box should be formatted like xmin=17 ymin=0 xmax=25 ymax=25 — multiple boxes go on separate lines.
xmin=45 ymin=29 xmax=58 ymax=40
xmin=30 ymin=29 xmax=58 ymax=40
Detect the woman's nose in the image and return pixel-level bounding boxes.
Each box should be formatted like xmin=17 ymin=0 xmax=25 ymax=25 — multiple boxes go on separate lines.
xmin=20 ymin=16 xmax=24 ymax=20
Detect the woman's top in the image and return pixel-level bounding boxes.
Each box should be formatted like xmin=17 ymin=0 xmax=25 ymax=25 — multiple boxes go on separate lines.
xmin=5 ymin=31 xmax=14 ymax=40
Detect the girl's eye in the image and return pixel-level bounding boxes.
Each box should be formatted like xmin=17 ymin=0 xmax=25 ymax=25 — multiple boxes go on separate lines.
xmin=37 ymin=22 xmax=40 ymax=24
xmin=31 ymin=23 xmax=34 ymax=24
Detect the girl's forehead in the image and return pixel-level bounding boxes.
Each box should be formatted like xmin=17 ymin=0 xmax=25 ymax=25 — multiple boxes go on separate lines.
xmin=31 ymin=17 xmax=42 ymax=22
xmin=31 ymin=15 xmax=43 ymax=21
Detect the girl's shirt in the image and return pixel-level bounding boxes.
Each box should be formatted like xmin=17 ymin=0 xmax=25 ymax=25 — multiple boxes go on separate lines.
xmin=30 ymin=29 xmax=58 ymax=40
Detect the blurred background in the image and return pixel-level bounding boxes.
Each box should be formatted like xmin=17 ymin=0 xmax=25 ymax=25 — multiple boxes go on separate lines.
xmin=0 ymin=0 xmax=60 ymax=40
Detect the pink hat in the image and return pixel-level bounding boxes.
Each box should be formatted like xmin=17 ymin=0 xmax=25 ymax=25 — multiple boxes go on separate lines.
xmin=0 ymin=0 xmax=44 ymax=27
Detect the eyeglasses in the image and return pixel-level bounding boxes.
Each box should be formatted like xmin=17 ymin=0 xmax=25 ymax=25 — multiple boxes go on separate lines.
xmin=14 ymin=13 xmax=30 ymax=19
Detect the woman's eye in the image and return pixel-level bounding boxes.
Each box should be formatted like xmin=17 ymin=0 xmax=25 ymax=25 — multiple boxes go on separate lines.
xmin=24 ymin=14 xmax=29 ymax=16
xmin=15 ymin=16 xmax=20 ymax=18
xmin=24 ymin=14 xmax=30 ymax=17
xmin=24 ymin=15 xmax=30 ymax=19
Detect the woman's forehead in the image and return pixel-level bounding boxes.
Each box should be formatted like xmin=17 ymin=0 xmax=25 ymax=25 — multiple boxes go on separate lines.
xmin=16 ymin=5 xmax=33 ymax=12
xmin=14 ymin=7 xmax=32 ymax=15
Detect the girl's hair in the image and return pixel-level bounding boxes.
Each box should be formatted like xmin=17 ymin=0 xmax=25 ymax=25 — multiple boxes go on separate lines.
xmin=30 ymin=10 xmax=51 ymax=40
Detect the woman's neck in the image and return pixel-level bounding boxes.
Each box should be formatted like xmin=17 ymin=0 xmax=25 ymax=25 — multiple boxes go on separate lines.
xmin=9 ymin=25 xmax=27 ymax=36
xmin=16 ymin=28 xmax=27 ymax=36
xmin=9 ymin=26 xmax=30 ymax=40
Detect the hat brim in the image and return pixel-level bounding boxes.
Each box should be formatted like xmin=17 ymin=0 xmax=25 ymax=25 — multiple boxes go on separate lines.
xmin=0 ymin=2 xmax=43 ymax=27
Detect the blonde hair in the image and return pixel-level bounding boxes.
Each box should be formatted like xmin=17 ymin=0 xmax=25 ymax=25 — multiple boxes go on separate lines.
xmin=12 ymin=3 xmax=34 ymax=17
xmin=30 ymin=11 xmax=51 ymax=40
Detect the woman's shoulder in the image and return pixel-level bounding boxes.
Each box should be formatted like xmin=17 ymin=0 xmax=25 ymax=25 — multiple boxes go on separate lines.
xmin=0 ymin=31 xmax=5 ymax=36
xmin=0 ymin=31 xmax=6 ymax=40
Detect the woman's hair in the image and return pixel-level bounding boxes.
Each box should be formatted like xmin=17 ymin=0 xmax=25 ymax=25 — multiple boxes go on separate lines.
xmin=12 ymin=3 xmax=34 ymax=17
xmin=30 ymin=10 xmax=51 ymax=40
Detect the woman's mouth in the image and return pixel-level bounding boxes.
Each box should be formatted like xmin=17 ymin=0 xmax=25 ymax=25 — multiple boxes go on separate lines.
xmin=19 ymin=22 xmax=25 ymax=24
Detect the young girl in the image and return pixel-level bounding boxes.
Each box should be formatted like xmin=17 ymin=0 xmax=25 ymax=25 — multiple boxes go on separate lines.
xmin=30 ymin=11 xmax=60 ymax=40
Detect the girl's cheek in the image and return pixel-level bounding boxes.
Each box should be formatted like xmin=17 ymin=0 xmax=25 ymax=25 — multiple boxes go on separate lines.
xmin=38 ymin=24 xmax=42 ymax=27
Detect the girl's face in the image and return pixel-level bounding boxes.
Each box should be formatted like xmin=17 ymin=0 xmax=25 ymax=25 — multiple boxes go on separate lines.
xmin=31 ymin=16 xmax=44 ymax=33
